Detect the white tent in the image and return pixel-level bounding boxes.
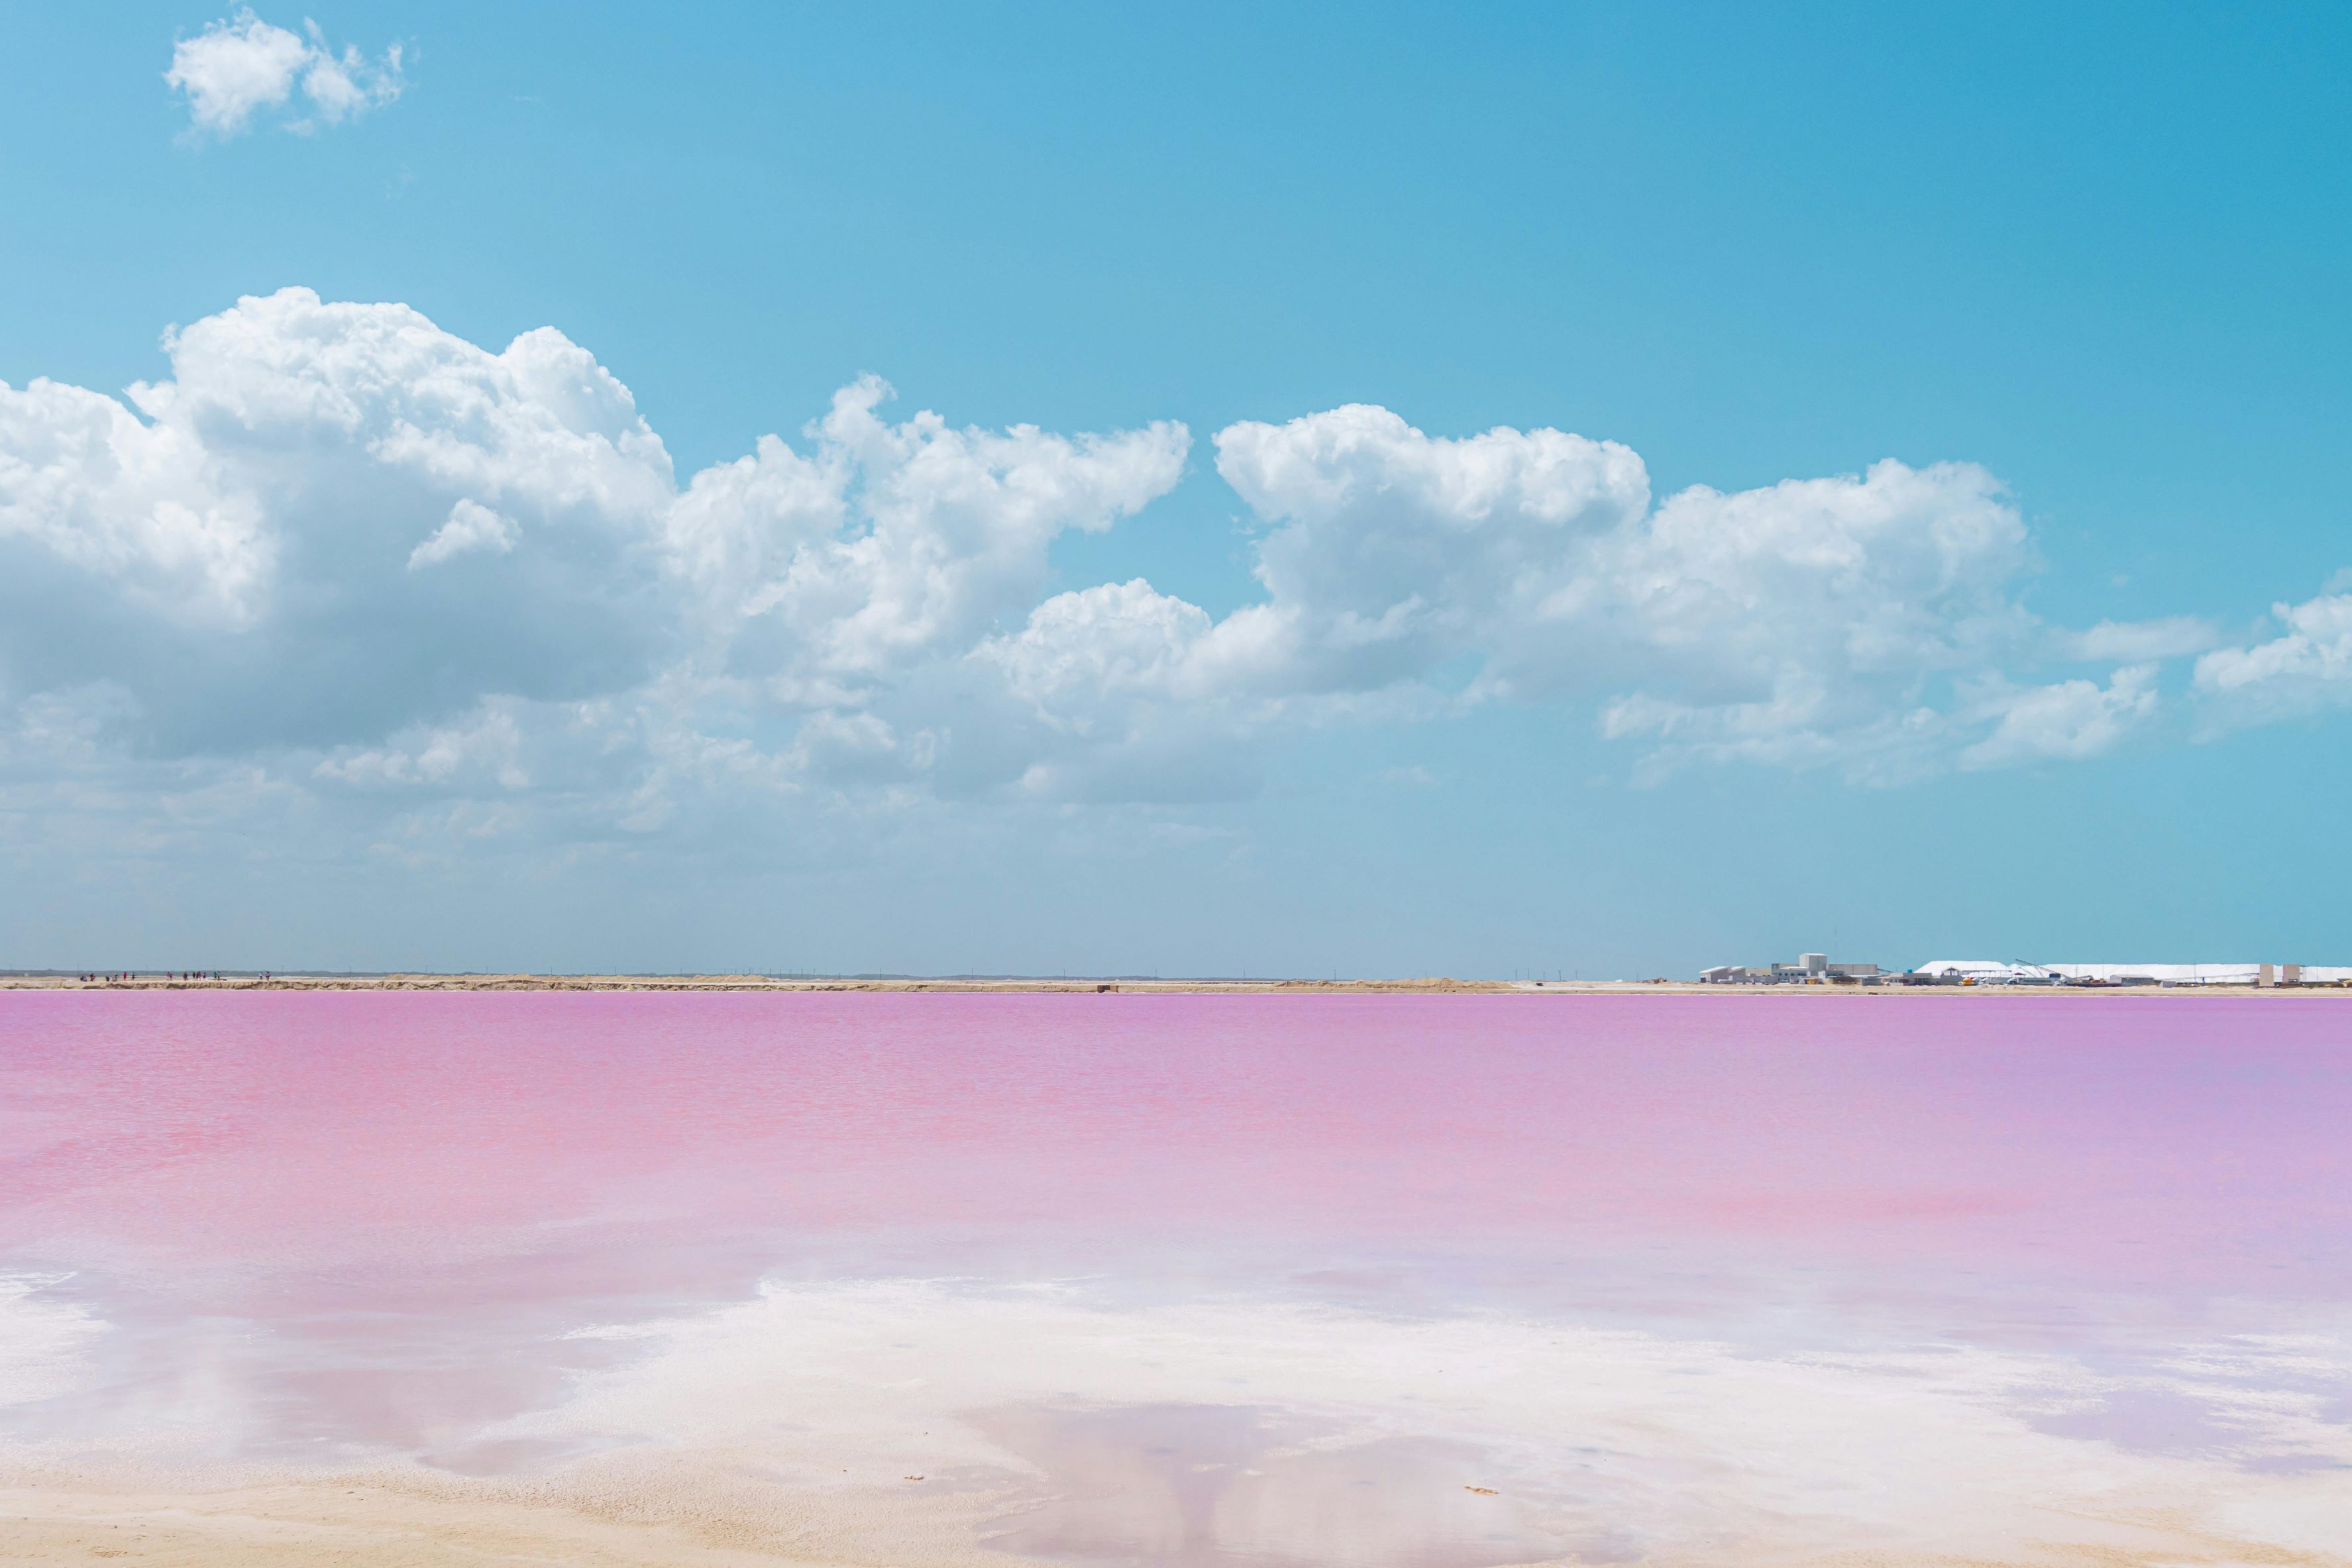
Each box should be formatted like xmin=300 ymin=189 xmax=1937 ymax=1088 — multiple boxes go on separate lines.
xmin=1911 ymin=960 xmax=2057 ymax=982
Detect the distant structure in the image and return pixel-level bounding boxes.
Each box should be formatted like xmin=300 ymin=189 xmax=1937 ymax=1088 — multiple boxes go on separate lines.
xmin=1805 ymin=959 xmax=2352 ymax=988
xmin=1701 ymin=952 xmax=1882 ymax=985
xmin=1701 ymin=955 xmax=2352 ymax=986
xmin=1911 ymin=960 xmax=2060 ymax=984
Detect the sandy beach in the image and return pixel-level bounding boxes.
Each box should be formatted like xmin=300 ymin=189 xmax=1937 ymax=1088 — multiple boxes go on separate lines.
xmin=0 ymin=1465 xmax=1013 ymax=1568
xmin=7 ymin=1455 xmax=2345 ymax=1568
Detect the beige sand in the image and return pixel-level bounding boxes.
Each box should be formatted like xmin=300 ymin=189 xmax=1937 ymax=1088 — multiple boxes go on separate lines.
xmin=0 ymin=1465 xmax=1013 ymax=1568
xmin=5 ymin=1470 xmax=2345 ymax=1568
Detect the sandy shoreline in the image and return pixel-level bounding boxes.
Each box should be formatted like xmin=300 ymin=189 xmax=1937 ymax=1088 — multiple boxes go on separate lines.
xmin=1 ymin=972 xmax=2342 ymax=996
xmin=0 ymin=1466 xmax=1008 ymax=1568
xmin=1 ymin=1464 xmax=2330 ymax=1568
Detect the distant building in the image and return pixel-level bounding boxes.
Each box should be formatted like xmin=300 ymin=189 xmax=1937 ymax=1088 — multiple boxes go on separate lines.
xmin=1701 ymin=953 xmax=1880 ymax=984
xmin=1911 ymin=961 xmax=2352 ymax=987
xmin=1913 ymin=960 xmax=2058 ymax=984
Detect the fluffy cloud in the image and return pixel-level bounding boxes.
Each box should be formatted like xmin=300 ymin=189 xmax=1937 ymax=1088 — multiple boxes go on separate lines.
xmin=2192 ymin=578 xmax=2352 ymax=723
xmin=1214 ymin=405 xmax=1654 ymax=692
xmin=166 ymin=11 xmax=403 ymax=138
xmin=1 ymin=287 xmax=2306 ymax=860
xmin=973 ymin=580 xmax=1278 ymax=802
xmin=1958 ymin=666 xmax=2160 ymax=770
xmin=1206 ymin=411 xmax=2034 ymax=724
xmin=1563 ymin=458 xmax=2037 ymax=777
xmin=995 ymin=409 xmax=2055 ymax=782
xmin=1 ymin=288 xmax=676 ymax=755
xmin=0 ymin=288 xmax=1195 ymax=835
xmin=667 ymin=376 xmax=1188 ymax=704
xmin=0 ymin=372 xmax=266 ymax=625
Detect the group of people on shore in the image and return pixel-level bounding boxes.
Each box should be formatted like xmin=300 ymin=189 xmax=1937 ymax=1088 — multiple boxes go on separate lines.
xmin=76 ymin=971 xmax=250 ymax=983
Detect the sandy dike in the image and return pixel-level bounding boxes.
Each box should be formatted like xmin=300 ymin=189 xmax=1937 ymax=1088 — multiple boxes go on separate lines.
xmin=3 ymin=972 xmax=2346 ymax=995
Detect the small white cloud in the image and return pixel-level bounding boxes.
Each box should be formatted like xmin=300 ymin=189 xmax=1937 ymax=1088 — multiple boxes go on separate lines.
xmin=297 ymin=25 xmax=405 ymax=127
xmin=1958 ymin=665 xmax=2159 ymax=770
xmin=408 ymin=499 xmax=519 ymax=569
xmin=2062 ymin=616 xmax=2222 ymax=662
xmin=166 ymin=11 xmax=403 ymax=138
xmin=978 ymin=578 xmax=1214 ymax=721
xmin=2192 ymin=580 xmax=2352 ymax=725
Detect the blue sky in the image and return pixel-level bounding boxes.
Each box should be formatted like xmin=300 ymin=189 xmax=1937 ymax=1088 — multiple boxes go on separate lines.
xmin=3 ymin=2 xmax=2349 ymax=976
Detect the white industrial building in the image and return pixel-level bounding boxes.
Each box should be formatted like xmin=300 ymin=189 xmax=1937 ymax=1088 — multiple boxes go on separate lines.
xmin=1701 ymin=953 xmax=1881 ymax=984
xmin=1705 ymin=956 xmax=2352 ymax=986
xmin=1909 ymin=961 xmax=2352 ymax=986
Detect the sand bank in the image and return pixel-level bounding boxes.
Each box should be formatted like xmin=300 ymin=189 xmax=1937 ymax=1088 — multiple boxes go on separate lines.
xmin=3 ymin=1463 xmax=2342 ymax=1568
xmin=3 ymin=972 xmax=2342 ymax=995
xmin=0 ymin=1466 xmax=1003 ymax=1568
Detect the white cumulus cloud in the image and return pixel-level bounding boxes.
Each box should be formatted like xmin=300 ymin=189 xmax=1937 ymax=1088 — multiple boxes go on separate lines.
xmin=3 ymin=287 xmax=2331 ymax=861
xmin=998 ymin=407 xmax=2046 ymax=784
xmin=2192 ymin=579 xmax=2352 ymax=725
xmin=981 ymin=579 xmax=1216 ymax=719
xmin=0 ymin=372 xmax=268 ymax=626
xmin=1958 ymin=665 xmax=2159 ymax=770
xmin=166 ymin=11 xmax=403 ymax=138
xmin=0 ymin=289 xmax=1197 ymax=832
xmin=1 ymin=287 xmax=678 ymax=755
xmin=667 ymin=375 xmax=1189 ymax=706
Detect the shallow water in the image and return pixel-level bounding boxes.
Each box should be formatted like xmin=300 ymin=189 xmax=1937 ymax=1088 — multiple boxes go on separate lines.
xmin=3 ymin=992 xmax=2349 ymax=1563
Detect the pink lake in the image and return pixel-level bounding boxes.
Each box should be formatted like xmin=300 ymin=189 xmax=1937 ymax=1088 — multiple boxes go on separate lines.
xmin=4 ymin=991 xmax=2349 ymax=1565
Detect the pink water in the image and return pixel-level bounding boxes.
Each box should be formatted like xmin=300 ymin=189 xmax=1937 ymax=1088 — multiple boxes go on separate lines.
xmin=5 ymin=992 xmax=2350 ymax=1560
